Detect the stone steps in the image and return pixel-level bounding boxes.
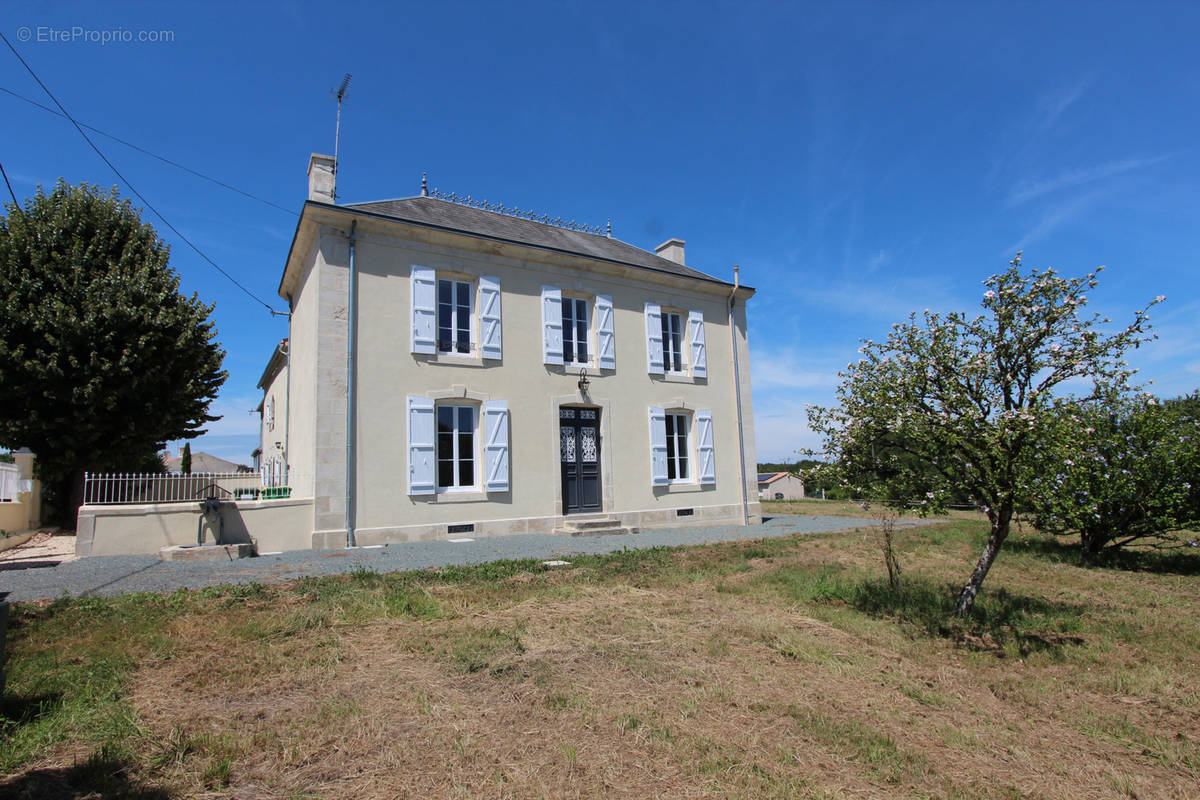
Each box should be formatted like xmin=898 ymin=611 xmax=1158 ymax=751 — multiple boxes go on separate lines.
xmin=553 ymin=517 xmax=638 ymax=537
xmin=159 ymin=542 xmax=256 ymax=561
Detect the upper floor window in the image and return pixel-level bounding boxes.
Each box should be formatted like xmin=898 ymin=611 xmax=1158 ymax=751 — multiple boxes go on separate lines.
xmin=562 ymin=296 xmax=589 ymax=365
xmin=543 ymin=288 xmax=615 ymax=370
xmin=660 ymin=311 xmax=684 ymax=373
xmin=411 ymin=266 xmax=502 ymax=360
xmin=645 ymin=304 xmax=706 ymax=379
xmin=438 ymin=278 xmax=473 ymax=355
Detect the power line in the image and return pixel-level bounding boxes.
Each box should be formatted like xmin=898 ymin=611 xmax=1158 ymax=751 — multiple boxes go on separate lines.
xmin=0 ymin=159 xmax=18 ymax=207
xmin=1 ymin=86 xmax=297 ymax=217
xmin=1 ymin=32 xmax=277 ymax=313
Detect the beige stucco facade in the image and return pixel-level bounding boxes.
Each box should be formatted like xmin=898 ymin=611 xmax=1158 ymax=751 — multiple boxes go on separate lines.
xmin=256 ymin=340 xmax=289 ymax=485
xmin=274 ymin=158 xmax=761 ymax=549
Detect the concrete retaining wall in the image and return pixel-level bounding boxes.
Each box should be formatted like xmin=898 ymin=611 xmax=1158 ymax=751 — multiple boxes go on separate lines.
xmin=76 ymin=497 xmax=313 ymax=556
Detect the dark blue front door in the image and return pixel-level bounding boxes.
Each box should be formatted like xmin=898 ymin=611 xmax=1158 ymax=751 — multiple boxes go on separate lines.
xmin=560 ymin=407 xmax=601 ymax=513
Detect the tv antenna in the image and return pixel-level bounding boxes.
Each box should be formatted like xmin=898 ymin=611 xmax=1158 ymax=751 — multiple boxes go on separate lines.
xmin=332 ymin=73 xmax=351 ymax=201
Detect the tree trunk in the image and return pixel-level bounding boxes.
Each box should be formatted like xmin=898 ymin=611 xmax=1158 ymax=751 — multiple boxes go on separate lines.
xmin=1079 ymin=529 xmax=1105 ymax=562
xmin=956 ymin=516 xmax=1010 ymax=617
xmin=66 ymin=470 xmax=86 ymax=530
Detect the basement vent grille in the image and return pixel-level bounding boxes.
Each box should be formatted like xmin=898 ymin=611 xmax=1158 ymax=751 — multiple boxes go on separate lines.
xmin=676 ymin=508 xmax=695 ymax=517
xmin=447 ymin=523 xmax=475 ymax=534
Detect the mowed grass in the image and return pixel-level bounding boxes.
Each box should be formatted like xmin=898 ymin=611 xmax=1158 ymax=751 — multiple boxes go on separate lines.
xmin=2 ymin=513 xmax=1199 ymax=799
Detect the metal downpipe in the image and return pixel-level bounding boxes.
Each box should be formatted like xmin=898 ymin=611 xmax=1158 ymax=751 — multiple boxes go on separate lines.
xmin=346 ymin=220 xmax=357 ymax=547
xmin=728 ymin=265 xmax=750 ymax=525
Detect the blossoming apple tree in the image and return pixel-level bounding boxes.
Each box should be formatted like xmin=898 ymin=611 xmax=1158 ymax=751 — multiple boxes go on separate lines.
xmin=808 ymin=254 xmax=1159 ymax=616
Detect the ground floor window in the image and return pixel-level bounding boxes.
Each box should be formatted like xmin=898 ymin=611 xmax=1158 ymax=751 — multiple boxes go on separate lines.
xmin=665 ymin=412 xmax=689 ymax=481
xmin=437 ymin=404 xmax=476 ymax=489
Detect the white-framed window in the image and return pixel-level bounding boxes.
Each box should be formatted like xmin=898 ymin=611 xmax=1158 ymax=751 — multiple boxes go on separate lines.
xmin=562 ymin=296 xmax=589 ymax=365
xmin=437 ymin=403 xmax=477 ymax=490
xmin=645 ymin=305 xmax=706 ymax=378
xmin=665 ymin=412 xmax=689 ymax=480
xmin=661 ymin=311 xmax=685 ymax=373
xmin=411 ymin=267 xmax=501 ymax=360
xmin=437 ymin=278 xmax=473 ymax=355
xmin=543 ymin=288 xmax=615 ymax=369
xmin=409 ymin=396 xmax=508 ymax=495
xmin=649 ymin=406 xmax=715 ymax=487
xmin=265 ymin=395 xmax=275 ymax=432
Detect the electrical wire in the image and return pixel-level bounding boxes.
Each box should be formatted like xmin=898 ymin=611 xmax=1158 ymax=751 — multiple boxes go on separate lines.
xmin=1 ymin=86 xmax=298 ymax=217
xmin=1 ymin=32 xmax=278 ymax=313
xmin=0 ymin=158 xmax=18 ymax=207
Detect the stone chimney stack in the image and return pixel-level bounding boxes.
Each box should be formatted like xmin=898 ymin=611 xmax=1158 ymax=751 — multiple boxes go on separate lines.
xmin=308 ymin=153 xmax=336 ymax=203
xmin=655 ymin=238 xmax=686 ymax=265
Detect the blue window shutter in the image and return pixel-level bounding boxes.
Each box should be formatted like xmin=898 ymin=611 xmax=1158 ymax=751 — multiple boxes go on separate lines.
xmin=688 ymin=310 xmax=707 ymax=379
xmin=484 ymin=400 xmax=510 ymax=492
xmin=648 ymin=405 xmax=668 ymax=486
xmin=645 ymin=303 xmax=664 ymax=375
xmin=596 ymin=295 xmax=616 ymax=370
xmin=410 ymin=266 xmax=437 ymax=355
xmin=542 ymin=286 xmax=563 ymax=365
xmin=479 ymin=276 xmax=502 ymax=360
xmin=696 ymin=409 xmax=715 ymax=485
xmin=407 ymin=395 xmax=436 ymax=495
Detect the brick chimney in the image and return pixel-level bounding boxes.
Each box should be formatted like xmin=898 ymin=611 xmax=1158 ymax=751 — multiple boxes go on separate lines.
xmin=308 ymin=153 xmax=336 ymax=202
xmin=655 ymin=238 xmax=686 ymax=265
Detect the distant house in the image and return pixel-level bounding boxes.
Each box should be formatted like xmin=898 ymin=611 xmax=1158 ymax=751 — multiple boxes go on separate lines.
xmin=757 ymin=471 xmax=805 ymax=500
xmin=163 ymin=451 xmax=251 ymax=474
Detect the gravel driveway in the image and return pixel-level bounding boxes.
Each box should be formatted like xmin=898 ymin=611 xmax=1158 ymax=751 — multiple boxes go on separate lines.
xmin=0 ymin=514 xmax=919 ymax=604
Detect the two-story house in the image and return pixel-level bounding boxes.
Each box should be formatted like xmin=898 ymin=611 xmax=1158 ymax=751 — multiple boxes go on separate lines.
xmin=271 ymin=154 xmax=760 ymax=548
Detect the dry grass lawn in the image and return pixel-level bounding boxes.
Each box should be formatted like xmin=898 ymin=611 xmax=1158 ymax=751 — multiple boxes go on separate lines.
xmin=3 ymin=509 xmax=1198 ymax=799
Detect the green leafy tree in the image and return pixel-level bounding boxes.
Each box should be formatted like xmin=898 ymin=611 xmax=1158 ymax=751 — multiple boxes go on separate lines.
xmin=808 ymin=255 xmax=1158 ymax=616
xmin=1027 ymin=392 xmax=1200 ymax=559
xmin=180 ymin=442 xmax=192 ymax=475
xmin=0 ymin=181 xmax=227 ymax=520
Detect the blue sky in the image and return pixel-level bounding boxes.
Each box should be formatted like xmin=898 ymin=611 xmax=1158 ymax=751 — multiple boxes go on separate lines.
xmin=3 ymin=1 xmax=1197 ymax=465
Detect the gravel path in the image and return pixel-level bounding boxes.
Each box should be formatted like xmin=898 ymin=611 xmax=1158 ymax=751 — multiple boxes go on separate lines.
xmin=0 ymin=515 xmax=920 ymax=604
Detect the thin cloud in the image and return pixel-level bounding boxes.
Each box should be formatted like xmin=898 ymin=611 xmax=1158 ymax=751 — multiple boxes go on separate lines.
xmin=753 ymin=398 xmax=825 ymax=462
xmin=801 ymin=278 xmax=965 ymax=323
xmin=749 ymin=347 xmax=841 ymax=391
xmin=1004 ymin=190 xmax=1104 ymax=255
xmin=1006 ymin=155 xmax=1170 ymax=206
xmin=1036 ymin=76 xmax=1094 ymax=131
xmin=986 ymin=74 xmax=1096 ymax=188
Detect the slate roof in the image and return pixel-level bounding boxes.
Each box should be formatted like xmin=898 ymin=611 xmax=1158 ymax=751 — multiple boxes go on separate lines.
xmin=338 ymin=196 xmax=737 ymax=287
xmin=163 ymin=452 xmax=250 ymax=474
